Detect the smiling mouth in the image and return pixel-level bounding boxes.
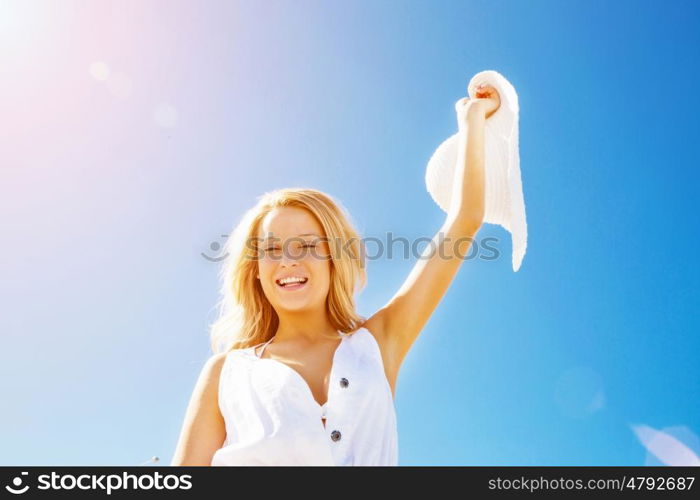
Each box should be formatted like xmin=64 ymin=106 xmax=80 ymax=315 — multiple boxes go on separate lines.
xmin=275 ymin=278 xmax=309 ymax=290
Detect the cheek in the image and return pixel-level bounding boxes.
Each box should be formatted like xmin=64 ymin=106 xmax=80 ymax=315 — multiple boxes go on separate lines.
xmin=308 ymin=258 xmax=331 ymax=286
xmin=257 ymin=260 xmax=274 ymax=283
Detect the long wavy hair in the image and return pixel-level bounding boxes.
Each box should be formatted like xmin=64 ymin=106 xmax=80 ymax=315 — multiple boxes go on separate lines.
xmin=209 ymin=187 xmax=367 ymax=354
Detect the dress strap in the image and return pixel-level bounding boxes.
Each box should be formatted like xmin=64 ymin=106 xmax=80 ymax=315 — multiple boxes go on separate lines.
xmin=255 ymin=336 xmax=275 ymax=359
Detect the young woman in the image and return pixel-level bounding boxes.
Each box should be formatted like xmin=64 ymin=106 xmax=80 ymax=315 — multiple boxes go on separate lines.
xmin=171 ymin=84 xmax=501 ymax=466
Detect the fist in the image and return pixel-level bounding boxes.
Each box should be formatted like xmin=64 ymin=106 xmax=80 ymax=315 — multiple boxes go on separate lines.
xmin=455 ymin=83 xmax=501 ymax=128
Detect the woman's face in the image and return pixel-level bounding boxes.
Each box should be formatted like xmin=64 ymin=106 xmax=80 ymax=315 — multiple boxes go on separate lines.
xmin=256 ymin=206 xmax=332 ymax=313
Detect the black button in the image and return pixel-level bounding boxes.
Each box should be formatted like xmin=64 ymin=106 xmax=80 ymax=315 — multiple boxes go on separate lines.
xmin=330 ymin=430 xmax=342 ymax=442
xmin=339 ymin=377 xmax=349 ymax=388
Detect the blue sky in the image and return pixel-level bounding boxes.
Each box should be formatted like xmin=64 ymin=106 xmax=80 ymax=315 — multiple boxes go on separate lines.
xmin=1 ymin=0 xmax=698 ymax=466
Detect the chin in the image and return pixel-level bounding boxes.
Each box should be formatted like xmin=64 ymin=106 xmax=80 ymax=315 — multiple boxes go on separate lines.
xmin=274 ymin=296 xmax=323 ymax=313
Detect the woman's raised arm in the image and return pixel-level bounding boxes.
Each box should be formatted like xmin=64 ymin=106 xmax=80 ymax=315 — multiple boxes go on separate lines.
xmin=364 ymin=87 xmax=501 ymax=381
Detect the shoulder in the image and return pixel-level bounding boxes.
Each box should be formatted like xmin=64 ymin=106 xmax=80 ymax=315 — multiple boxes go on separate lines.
xmin=190 ymin=352 xmax=234 ymax=409
xmin=171 ymin=353 xmax=230 ymax=465
xmin=357 ymin=316 xmax=399 ymax=396
xmin=358 ymin=313 xmax=390 ymax=351
xmin=198 ymin=352 xmax=231 ymax=387
xmin=206 ymin=351 xmax=230 ymax=371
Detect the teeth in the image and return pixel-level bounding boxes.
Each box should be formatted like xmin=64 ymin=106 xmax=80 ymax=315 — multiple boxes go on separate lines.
xmin=278 ymin=276 xmax=307 ymax=286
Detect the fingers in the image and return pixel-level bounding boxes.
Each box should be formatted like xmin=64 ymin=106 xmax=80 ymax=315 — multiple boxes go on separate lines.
xmin=476 ymin=85 xmax=500 ymax=103
xmin=471 ymin=82 xmax=498 ymax=99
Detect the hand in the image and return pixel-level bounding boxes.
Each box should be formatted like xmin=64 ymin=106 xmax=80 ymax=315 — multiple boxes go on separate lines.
xmin=454 ymin=83 xmax=501 ymax=128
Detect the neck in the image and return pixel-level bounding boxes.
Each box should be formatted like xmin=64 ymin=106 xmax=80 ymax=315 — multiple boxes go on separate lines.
xmin=273 ymin=306 xmax=338 ymax=343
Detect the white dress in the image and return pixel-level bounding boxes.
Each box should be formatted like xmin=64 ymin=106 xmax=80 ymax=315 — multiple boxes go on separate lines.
xmin=211 ymin=327 xmax=399 ymax=466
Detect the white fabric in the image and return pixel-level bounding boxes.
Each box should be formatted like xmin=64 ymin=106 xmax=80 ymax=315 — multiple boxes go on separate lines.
xmin=211 ymin=327 xmax=399 ymax=466
xmin=425 ymin=69 xmax=528 ymax=271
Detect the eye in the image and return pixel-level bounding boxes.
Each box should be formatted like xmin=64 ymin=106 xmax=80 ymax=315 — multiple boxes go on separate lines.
xmin=264 ymin=243 xmax=315 ymax=253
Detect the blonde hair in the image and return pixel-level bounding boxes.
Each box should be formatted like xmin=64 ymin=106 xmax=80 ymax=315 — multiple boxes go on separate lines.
xmin=209 ymin=187 xmax=367 ymax=354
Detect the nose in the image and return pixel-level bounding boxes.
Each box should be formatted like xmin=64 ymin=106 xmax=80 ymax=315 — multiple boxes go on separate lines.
xmin=280 ymin=259 xmax=299 ymax=269
xmin=279 ymin=248 xmax=301 ymax=267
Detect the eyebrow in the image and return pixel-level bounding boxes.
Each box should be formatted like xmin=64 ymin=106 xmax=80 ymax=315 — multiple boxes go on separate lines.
xmin=262 ymin=232 xmax=321 ymax=242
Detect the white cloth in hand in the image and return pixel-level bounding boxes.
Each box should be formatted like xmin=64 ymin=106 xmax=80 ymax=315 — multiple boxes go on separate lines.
xmin=425 ymin=69 xmax=527 ymax=271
